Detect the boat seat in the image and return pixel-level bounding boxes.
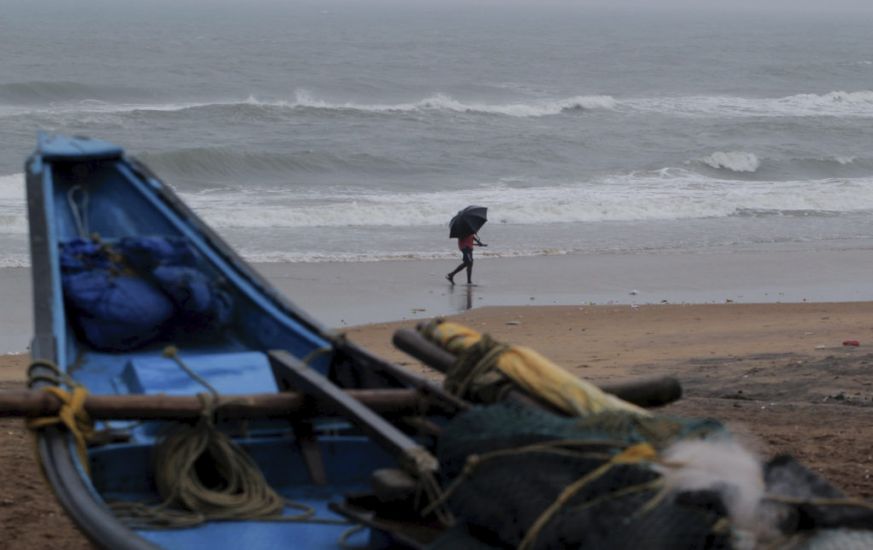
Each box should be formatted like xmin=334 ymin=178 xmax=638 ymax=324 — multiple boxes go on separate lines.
xmin=118 ymin=351 xmax=278 ymax=396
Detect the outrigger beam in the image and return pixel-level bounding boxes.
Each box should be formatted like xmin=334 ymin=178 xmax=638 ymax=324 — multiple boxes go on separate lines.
xmin=0 ymin=388 xmax=452 ymax=420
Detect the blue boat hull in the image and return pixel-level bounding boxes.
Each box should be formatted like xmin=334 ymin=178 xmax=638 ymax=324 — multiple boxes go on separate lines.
xmin=26 ymin=134 xmax=454 ymax=549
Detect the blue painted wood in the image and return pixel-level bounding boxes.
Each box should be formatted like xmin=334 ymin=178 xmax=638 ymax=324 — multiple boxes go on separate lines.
xmin=38 ymin=132 xmax=123 ymax=161
xmin=120 ymin=352 xmax=278 ymax=396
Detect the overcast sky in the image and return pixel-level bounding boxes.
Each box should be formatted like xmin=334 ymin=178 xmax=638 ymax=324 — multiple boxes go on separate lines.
xmin=2 ymin=0 xmax=873 ymax=20
xmin=3 ymin=0 xmax=873 ymax=9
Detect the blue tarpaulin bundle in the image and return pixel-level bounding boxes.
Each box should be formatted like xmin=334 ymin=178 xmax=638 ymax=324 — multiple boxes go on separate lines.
xmin=60 ymin=236 xmax=233 ymax=351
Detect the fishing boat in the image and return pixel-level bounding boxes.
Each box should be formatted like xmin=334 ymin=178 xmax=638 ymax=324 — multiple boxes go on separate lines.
xmin=24 ymin=133 xmax=484 ymax=549
xmin=21 ymin=134 xmax=873 ymax=549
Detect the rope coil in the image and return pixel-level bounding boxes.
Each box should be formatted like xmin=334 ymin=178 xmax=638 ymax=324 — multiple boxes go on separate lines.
xmin=109 ymin=392 xmax=318 ymax=529
xmin=110 ymin=348 xmax=352 ymax=529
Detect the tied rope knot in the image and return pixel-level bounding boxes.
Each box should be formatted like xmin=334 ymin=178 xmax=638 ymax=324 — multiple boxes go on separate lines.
xmin=26 ymin=360 xmax=95 ymax=475
xmin=443 ymin=332 xmax=513 ymax=402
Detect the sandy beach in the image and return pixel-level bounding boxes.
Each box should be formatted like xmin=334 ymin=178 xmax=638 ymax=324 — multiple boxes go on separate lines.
xmin=3 ymin=294 xmax=873 ymax=547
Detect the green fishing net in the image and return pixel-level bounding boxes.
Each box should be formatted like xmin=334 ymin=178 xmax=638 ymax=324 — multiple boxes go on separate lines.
xmin=431 ymin=403 xmax=728 ymax=549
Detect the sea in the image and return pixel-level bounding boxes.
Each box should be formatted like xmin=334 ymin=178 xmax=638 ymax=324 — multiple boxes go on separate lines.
xmin=2 ymin=2 xmax=873 ymax=268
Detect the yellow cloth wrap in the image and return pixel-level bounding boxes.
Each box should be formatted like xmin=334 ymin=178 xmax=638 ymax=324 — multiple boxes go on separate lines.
xmin=431 ymin=321 xmax=650 ymax=417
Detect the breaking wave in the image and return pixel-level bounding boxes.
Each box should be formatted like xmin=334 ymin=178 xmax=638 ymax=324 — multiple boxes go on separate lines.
xmin=178 ymin=171 xmax=873 ymax=230
xmin=7 ymin=168 xmax=873 ymax=241
xmin=0 ymin=90 xmax=617 ymax=119
xmin=627 ymin=90 xmax=873 ymax=118
xmin=6 ymin=89 xmax=873 ymax=120
xmin=691 ymin=153 xmax=873 ymax=180
xmin=700 ymin=151 xmax=760 ymax=173
xmin=286 ymin=90 xmax=618 ymax=117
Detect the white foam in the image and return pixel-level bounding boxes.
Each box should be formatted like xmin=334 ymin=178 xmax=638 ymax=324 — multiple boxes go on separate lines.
xmin=701 ymin=151 xmax=761 ymax=173
xmin=180 ymin=171 xmax=873 ymax=231
xmin=7 ymin=89 xmax=873 ymax=120
xmin=289 ymin=89 xmax=617 ymax=117
xmin=0 ymin=255 xmax=29 ymax=268
xmin=627 ymin=90 xmax=873 ymax=118
xmin=0 ymin=91 xmax=618 ymax=119
xmin=0 ymin=174 xmax=27 ymax=235
xmin=0 ymin=173 xmax=25 ymax=201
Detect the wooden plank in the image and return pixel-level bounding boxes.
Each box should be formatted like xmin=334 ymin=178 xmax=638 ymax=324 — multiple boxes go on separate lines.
xmin=292 ymin=420 xmax=327 ymax=485
xmin=269 ymin=350 xmax=438 ymax=474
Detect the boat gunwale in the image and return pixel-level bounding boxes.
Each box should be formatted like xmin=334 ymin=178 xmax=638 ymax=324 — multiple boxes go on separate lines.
xmin=27 ymin=149 xmax=158 ymax=549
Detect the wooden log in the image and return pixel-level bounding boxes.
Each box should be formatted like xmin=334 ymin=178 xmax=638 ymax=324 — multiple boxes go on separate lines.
xmin=0 ymin=388 xmax=446 ymax=420
xmin=392 ymin=328 xmax=682 ymax=408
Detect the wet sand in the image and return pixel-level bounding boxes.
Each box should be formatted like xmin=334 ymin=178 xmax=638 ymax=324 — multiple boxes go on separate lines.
xmin=5 ymin=241 xmax=873 ymax=353
xmin=4 ymin=300 xmax=873 ymax=546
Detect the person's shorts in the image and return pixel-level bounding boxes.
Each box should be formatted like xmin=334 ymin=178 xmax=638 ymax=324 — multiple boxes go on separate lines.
xmin=461 ymin=247 xmax=474 ymax=265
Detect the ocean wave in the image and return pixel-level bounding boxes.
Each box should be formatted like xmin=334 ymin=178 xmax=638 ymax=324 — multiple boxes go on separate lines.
xmin=233 ymin=247 xmax=572 ymax=265
xmin=627 ymin=90 xmax=873 ymax=118
xmin=733 ymin=208 xmax=844 ymax=218
xmin=6 ymin=88 xmax=873 ymax=120
xmin=690 ymin=153 xmax=873 ymax=180
xmin=137 ymin=147 xmax=413 ymax=179
xmin=124 ymin=90 xmax=618 ymax=118
xmin=0 ymin=255 xmax=29 ymax=268
xmin=0 ymin=174 xmax=27 ymax=235
xmin=287 ymin=90 xmax=617 ymax=117
xmin=0 ymin=173 xmax=24 ymax=200
xmin=179 ymin=171 xmax=873 ymax=230
xmin=7 ymin=168 xmax=873 ymax=242
xmin=0 ymin=90 xmax=617 ymax=119
xmin=700 ymin=151 xmax=761 ymax=173
xmin=0 ymin=80 xmax=148 ymax=105
xmin=0 ymin=245 xmax=576 ymax=268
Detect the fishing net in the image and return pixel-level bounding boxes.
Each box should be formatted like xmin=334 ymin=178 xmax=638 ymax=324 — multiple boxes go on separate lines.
xmin=428 ymin=403 xmax=873 ymax=549
xmin=431 ymin=403 xmax=729 ymax=550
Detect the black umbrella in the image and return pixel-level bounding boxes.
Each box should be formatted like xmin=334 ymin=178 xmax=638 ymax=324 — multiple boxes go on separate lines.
xmin=449 ymin=205 xmax=488 ymax=238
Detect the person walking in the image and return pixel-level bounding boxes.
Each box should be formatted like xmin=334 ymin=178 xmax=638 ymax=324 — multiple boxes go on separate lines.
xmin=446 ymin=233 xmax=486 ymax=285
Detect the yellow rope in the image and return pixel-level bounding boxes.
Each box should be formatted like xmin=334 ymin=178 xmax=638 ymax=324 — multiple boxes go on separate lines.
xmin=421 ymin=320 xmax=649 ymax=417
xmin=518 ymin=442 xmax=657 ymax=550
xmin=26 ymin=360 xmax=95 ymax=476
xmin=26 ymin=385 xmax=95 ymax=476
